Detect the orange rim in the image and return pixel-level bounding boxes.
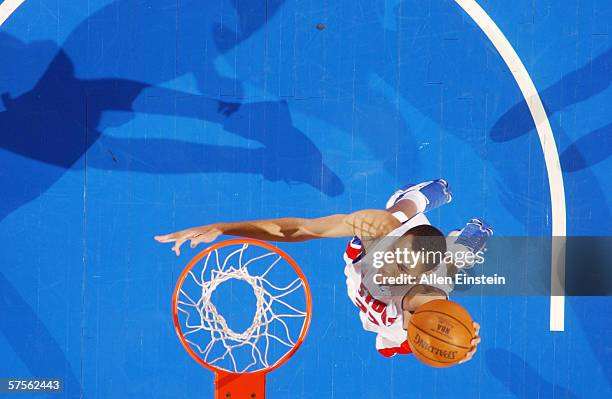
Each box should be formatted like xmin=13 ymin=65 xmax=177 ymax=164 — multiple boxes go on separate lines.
xmin=172 ymin=238 xmax=312 ymax=376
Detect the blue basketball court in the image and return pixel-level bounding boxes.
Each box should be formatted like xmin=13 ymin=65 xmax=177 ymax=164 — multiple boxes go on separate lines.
xmin=0 ymin=0 xmax=610 ymax=397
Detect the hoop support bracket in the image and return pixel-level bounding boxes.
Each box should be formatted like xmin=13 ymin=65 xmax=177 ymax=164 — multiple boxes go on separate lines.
xmin=215 ymin=371 xmax=266 ymax=399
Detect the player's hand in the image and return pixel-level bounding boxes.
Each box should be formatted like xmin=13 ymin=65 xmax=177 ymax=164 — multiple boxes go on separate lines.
xmin=346 ymin=210 xmax=402 ymax=239
xmin=154 ymin=224 xmax=224 ymax=256
xmin=459 ymin=322 xmax=481 ymax=364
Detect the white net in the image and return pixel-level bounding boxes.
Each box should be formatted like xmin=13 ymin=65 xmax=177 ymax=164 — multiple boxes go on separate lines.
xmin=175 ymin=242 xmax=309 ymax=373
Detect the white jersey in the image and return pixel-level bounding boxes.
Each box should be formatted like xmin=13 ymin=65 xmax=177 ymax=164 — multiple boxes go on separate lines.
xmin=343 ymin=193 xmax=452 ymax=350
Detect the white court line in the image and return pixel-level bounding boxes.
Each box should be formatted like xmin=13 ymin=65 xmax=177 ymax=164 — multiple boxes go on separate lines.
xmin=455 ymin=0 xmax=567 ymax=331
xmin=0 ymin=0 xmax=25 ymax=26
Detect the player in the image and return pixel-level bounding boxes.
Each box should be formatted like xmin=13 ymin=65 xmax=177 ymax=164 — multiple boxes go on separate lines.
xmin=155 ymin=179 xmax=492 ymax=363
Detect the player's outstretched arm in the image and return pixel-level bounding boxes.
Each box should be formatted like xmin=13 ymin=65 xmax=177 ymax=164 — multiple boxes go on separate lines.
xmin=155 ymin=206 xmax=415 ymax=255
xmin=155 ymin=215 xmax=345 ymax=255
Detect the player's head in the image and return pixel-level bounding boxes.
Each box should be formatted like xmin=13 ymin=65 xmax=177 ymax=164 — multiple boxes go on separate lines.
xmin=394 ymin=224 xmax=447 ymax=275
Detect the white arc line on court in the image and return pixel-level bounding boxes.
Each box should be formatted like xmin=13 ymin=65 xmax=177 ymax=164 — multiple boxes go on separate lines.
xmin=454 ymin=0 xmax=567 ymax=331
xmin=0 ymin=0 xmax=25 ymax=26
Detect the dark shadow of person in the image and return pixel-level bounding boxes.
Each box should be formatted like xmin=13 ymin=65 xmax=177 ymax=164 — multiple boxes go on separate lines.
xmin=486 ymin=348 xmax=578 ymax=399
xmin=0 ymin=32 xmax=342 ymax=220
xmin=94 ymin=91 xmax=343 ymax=196
xmin=559 ymin=121 xmax=612 ymax=172
xmin=0 ymin=38 xmax=149 ymax=221
xmin=490 ymin=48 xmax=612 ymax=172
xmin=213 ymin=0 xmax=286 ymax=53
xmin=0 ymin=3 xmax=342 ymax=392
xmin=490 ymin=48 xmax=611 ymax=143
xmin=60 ymin=0 xmax=341 ymax=194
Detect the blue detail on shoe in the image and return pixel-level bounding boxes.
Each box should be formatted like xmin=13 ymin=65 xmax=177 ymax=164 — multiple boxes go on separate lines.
xmin=455 ymin=218 xmax=494 ymax=253
xmin=391 ymin=179 xmax=452 ymax=212
xmin=420 ymin=179 xmax=453 ymax=212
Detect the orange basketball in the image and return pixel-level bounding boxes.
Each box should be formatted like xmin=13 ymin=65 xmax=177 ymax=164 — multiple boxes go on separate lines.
xmin=407 ymin=299 xmax=475 ymax=368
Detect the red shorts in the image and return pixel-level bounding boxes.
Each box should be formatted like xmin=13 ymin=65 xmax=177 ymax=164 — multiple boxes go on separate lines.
xmin=377 ymin=340 xmax=413 ymax=358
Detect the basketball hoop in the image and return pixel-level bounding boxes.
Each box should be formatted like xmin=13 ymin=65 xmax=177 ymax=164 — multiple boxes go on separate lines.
xmin=172 ymin=238 xmax=312 ymax=399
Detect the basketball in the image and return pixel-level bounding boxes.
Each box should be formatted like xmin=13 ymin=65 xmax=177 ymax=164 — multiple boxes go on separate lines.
xmin=407 ymin=299 xmax=475 ymax=368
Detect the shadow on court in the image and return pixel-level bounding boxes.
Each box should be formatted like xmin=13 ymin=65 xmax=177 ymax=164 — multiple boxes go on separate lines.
xmin=0 ymin=2 xmax=341 ymax=394
xmin=560 ymin=121 xmax=612 ymax=172
xmin=0 ymin=0 xmax=343 ymax=220
xmin=490 ymin=47 xmax=612 ymax=172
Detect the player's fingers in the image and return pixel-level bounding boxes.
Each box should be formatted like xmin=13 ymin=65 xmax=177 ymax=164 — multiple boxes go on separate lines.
xmin=189 ymin=234 xmax=207 ymax=248
xmin=154 ymin=234 xmax=177 ymax=243
xmin=459 ymin=353 xmax=472 ymax=364
xmin=155 ymin=229 xmax=193 ymax=242
xmin=199 ymin=229 xmax=223 ymax=244
xmin=201 ymin=232 xmax=219 ymax=243
xmin=473 ymin=322 xmax=480 ymax=334
xmin=172 ymin=237 xmax=189 ymax=256
xmin=459 ymin=346 xmax=478 ymax=364
xmin=460 ymin=333 xmax=481 ymax=364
